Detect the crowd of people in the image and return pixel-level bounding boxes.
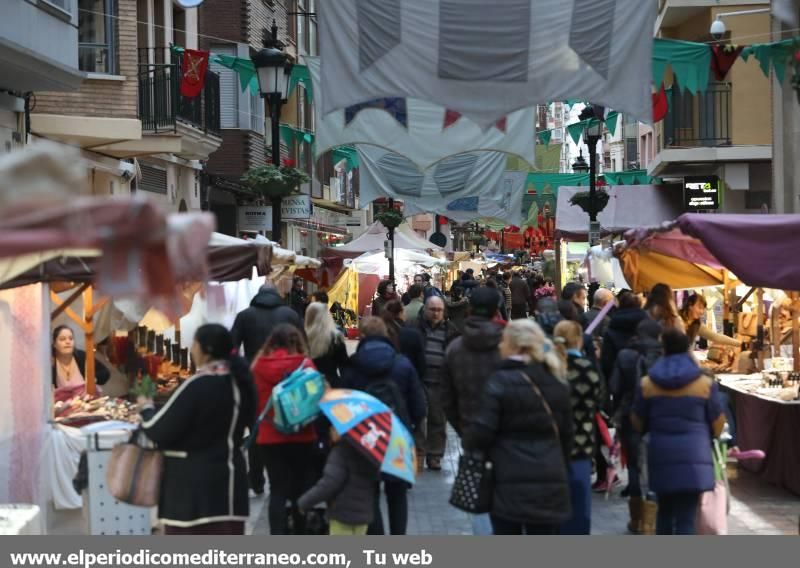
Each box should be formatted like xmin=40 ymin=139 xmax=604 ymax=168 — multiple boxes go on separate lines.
xmin=132 ymin=269 xmax=730 ymax=536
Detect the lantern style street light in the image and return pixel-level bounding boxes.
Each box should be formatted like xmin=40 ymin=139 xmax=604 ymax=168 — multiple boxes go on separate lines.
xmin=579 ymin=106 xmax=603 ymax=245
xmin=253 ymin=20 xmax=293 ymax=244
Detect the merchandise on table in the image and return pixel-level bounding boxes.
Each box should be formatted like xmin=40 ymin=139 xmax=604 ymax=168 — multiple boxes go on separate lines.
xmin=53 ymin=394 xmax=138 ymax=425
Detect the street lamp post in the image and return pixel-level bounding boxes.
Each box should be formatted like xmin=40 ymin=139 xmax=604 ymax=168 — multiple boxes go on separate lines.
xmin=578 ymin=107 xmax=603 ymax=246
xmin=253 ymin=20 xmax=293 ymax=244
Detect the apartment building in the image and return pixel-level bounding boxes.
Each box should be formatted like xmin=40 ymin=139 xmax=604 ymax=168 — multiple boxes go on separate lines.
xmin=28 ymin=0 xmax=221 ymax=212
xmin=199 ymin=0 xmax=361 ymax=254
xmin=650 ymin=0 xmax=772 ymax=213
xmin=0 ymin=0 xmax=84 ymax=154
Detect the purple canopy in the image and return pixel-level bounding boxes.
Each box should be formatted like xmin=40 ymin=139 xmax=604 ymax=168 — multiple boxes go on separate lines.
xmin=627 ymin=213 xmax=800 ymax=290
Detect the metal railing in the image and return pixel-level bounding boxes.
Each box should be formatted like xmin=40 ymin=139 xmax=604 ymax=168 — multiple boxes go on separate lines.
xmin=138 ymin=48 xmax=221 ymax=136
xmin=664 ymin=82 xmax=732 ymax=147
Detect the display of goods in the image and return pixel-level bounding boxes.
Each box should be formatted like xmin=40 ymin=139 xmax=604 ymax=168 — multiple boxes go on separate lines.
xmin=53 ymin=394 xmax=138 ymax=425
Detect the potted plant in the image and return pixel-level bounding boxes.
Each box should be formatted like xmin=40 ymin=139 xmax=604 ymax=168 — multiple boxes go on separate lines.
xmin=374 ymin=209 xmax=404 ymax=230
xmin=569 ymin=188 xmax=610 ymax=215
xmin=241 ymin=164 xmax=311 ymax=200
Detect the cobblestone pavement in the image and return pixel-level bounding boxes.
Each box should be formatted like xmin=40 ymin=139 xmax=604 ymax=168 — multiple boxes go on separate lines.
xmin=253 ymin=427 xmax=800 ymax=535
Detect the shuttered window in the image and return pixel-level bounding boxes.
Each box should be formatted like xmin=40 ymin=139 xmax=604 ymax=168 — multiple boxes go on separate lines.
xmin=210 ymin=44 xmax=239 ymax=129
xmin=138 ymin=163 xmax=167 ymax=194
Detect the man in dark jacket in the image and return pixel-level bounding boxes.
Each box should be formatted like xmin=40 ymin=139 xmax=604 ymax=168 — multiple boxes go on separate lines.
xmin=230 ymin=285 xmax=303 ymax=363
xmin=289 ymin=277 xmax=309 ymax=319
xmin=341 ymin=317 xmax=426 ymax=535
xmin=416 ymin=296 xmax=460 ymax=470
xmin=581 ymin=287 xmax=614 ymax=338
xmin=600 ymin=291 xmax=650 ymax=381
xmin=229 ymin=284 xmax=302 ymax=495
xmin=509 ymin=272 xmax=531 ymax=319
xmin=562 ymin=281 xmax=588 ymax=316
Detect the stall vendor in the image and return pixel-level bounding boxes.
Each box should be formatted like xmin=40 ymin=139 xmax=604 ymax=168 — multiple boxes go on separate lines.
xmin=51 ymin=325 xmax=110 ymax=400
xmin=680 ymin=293 xmax=742 ymax=349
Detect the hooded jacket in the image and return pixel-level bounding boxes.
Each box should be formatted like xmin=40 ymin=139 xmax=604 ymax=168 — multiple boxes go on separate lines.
xmin=341 ymin=336 xmax=427 ymax=428
xmin=446 ymin=297 xmax=470 ymax=334
xmin=230 ymin=289 xmax=303 ymax=362
xmin=440 ymin=317 xmax=503 ymax=435
xmin=610 ymin=336 xmax=663 ymax=424
xmin=251 ymin=349 xmax=317 ymax=445
xmin=600 ymin=308 xmax=649 ymax=380
xmin=632 ymin=353 xmax=726 ymax=495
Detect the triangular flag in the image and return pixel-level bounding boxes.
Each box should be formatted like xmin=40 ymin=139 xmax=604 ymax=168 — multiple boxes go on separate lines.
xmin=537 ymin=130 xmax=552 ymax=145
xmin=567 ymin=122 xmax=585 ymax=145
xmin=652 ymin=85 xmax=668 ymax=123
xmin=604 ymin=112 xmax=619 ymax=137
xmin=711 ymin=45 xmax=744 ymax=81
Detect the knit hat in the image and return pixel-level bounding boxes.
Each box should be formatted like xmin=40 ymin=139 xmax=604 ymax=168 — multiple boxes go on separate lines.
xmin=469 ymin=287 xmax=499 ymax=318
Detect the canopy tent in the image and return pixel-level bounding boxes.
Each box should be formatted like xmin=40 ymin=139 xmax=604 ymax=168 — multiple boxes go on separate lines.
xmin=616 ymin=247 xmax=725 ymax=293
xmin=622 ymin=214 xmax=800 ymax=291
xmin=332 ymin=222 xmax=443 ymax=255
xmin=347 ymin=249 xmax=450 ymax=275
xmin=555 ymin=185 xmax=683 ymax=241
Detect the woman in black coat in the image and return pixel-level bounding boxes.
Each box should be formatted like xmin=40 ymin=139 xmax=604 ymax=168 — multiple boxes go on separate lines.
xmin=138 ymin=324 xmax=256 ymax=535
xmin=464 ymin=319 xmax=573 ymax=535
xmin=305 ymin=302 xmax=349 ymax=388
xmin=380 ymin=300 xmax=427 ymax=379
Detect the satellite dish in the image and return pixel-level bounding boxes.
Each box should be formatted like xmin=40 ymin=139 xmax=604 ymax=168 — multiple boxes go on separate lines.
xmin=430 ymin=231 xmax=447 ymax=248
xmin=176 ymin=0 xmax=204 ymax=7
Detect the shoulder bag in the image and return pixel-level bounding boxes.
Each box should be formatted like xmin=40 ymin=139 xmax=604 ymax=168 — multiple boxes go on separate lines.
xmin=106 ymin=428 xmax=163 ymax=507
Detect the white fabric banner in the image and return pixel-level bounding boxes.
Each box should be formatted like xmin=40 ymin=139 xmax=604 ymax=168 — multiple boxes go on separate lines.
xmin=318 ymin=0 xmax=655 ymax=127
xmin=358 ymin=146 xmax=526 ymax=225
xmin=306 ymin=58 xmax=536 ymax=169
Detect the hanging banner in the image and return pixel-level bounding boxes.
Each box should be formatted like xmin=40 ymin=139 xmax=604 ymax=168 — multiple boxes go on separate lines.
xmin=306 ymin=58 xmax=536 ymax=169
xmin=317 ymin=0 xmax=655 ymax=127
xmin=358 ymin=146 xmax=526 ymax=225
xmin=180 ymin=49 xmax=210 ymax=98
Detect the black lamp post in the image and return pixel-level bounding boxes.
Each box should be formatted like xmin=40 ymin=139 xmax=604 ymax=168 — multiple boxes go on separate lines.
xmin=253 ymin=20 xmax=293 ymax=244
xmin=578 ymin=106 xmax=603 ymax=245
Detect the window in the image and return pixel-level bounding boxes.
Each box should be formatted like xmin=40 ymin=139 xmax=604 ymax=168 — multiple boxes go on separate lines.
xmin=297 ymin=0 xmax=307 ymax=54
xmin=287 ymin=0 xmax=297 ymax=45
xmin=250 ymin=90 xmax=264 ymax=134
xmin=138 ymin=163 xmax=168 ymax=194
xmin=308 ymin=0 xmax=318 ymax=55
xmin=42 ymin=0 xmax=71 ymax=13
xmin=210 ymin=45 xmax=239 ymax=128
xmin=78 ymin=0 xmax=116 ymax=74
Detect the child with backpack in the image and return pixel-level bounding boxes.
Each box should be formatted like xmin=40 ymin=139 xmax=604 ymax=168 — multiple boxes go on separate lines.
xmin=297 ymin=425 xmax=380 ymax=535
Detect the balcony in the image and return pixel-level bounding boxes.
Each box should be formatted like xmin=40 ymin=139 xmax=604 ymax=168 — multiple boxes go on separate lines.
xmin=664 ymin=82 xmax=731 ymax=148
xmin=138 ymin=49 xmax=221 ymax=137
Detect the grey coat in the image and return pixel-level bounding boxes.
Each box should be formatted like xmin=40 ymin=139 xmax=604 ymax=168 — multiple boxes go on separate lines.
xmin=298 ymin=443 xmax=379 ymax=526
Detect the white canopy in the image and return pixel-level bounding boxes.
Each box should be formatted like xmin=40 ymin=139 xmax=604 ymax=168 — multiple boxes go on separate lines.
xmin=345 ymin=248 xmax=449 ymax=276
xmin=336 ymin=222 xmax=442 ymax=253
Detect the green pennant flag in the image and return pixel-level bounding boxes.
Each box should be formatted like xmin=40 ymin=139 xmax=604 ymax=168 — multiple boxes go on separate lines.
xmin=303 ymin=132 xmax=314 ymax=144
xmin=567 ymin=121 xmax=585 ymax=145
xmin=279 ymin=124 xmax=297 ymax=146
xmin=652 ymin=38 xmax=711 ymax=94
xmin=537 ymin=130 xmax=552 ymax=145
xmin=288 ymin=65 xmax=313 ymax=101
xmin=741 ymin=38 xmax=796 ymax=83
xmin=604 ymin=112 xmax=619 ymax=137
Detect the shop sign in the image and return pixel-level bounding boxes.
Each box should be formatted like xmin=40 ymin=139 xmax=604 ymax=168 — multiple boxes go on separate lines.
xmin=282 ymin=195 xmax=312 ymax=219
xmin=237 ymin=206 xmax=272 ymax=231
xmin=684 ymin=176 xmax=720 ymax=211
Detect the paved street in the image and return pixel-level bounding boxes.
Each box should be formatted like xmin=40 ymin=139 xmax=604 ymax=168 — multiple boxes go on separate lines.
xmin=252 ymin=427 xmax=800 ymax=536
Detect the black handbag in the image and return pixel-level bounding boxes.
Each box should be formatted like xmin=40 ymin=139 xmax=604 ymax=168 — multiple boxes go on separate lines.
xmin=449 ymin=452 xmax=494 ymax=514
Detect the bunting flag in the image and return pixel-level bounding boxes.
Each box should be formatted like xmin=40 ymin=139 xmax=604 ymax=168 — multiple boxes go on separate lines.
xmin=711 ymin=45 xmax=744 ymax=81
xmin=287 ymin=64 xmax=313 ymax=101
xmin=280 ymin=124 xmax=315 ymax=148
xmin=444 ymin=110 xmax=507 ymax=132
xmin=344 ymin=98 xmax=408 ymax=127
xmin=652 ymin=38 xmax=710 ymax=94
xmin=180 ymin=49 xmax=210 ymax=98
xmin=741 ymin=38 xmax=798 ymax=83
xmin=652 ymin=85 xmax=668 ymax=123
xmin=318 ymin=0 xmax=655 ymax=127
xmin=537 ymin=130 xmax=552 ymax=146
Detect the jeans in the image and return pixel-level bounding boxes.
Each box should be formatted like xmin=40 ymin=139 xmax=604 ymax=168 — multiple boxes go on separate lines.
xmin=423 ymin=382 xmax=447 ymax=459
xmin=259 ymin=443 xmax=317 ymax=535
xmin=368 ymin=479 xmax=409 ymax=535
xmin=718 ymin=389 xmax=737 ymax=446
xmin=471 ymin=513 xmax=493 ymax=535
xmin=620 ymin=420 xmax=642 ymax=497
xmin=490 ymin=516 xmax=559 ymax=535
xmin=561 ymin=459 xmax=592 ymax=535
xmin=656 ymin=492 xmax=700 ymax=535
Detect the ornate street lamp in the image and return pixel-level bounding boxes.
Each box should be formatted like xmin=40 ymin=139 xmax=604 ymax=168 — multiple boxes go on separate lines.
xmin=579 ymin=106 xmax=604 ymax=245
xmin=253 ymin=20 xmax=293 ymax=244
xmin=572 ymin=150 xmax=589 ymax=173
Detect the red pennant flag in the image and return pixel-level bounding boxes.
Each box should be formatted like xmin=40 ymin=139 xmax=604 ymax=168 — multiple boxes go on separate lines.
xmin=652 ymin=85 xmax=668 ymax=123
xmin=180 ymin=49 xmax=210 ymax=98
xmin=711 ymin=45 xmax=744 ymax=81
xmin=443 ymin=110 xmax=507 ymax=132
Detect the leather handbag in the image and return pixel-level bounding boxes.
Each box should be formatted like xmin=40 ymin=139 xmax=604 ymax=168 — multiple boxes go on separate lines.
xmin=738 ymin=313 xmax=759 ymax=337
xmin=106 ymin=429 xmax=163 ymax=507
xmin=449 ymin=452 xmax=494 ymax=514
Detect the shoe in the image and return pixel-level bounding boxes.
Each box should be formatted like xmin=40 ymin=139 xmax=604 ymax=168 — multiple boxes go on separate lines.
xmin=641 ymin=500 xmax=658 ymax=535
xmin=415 ymin=451 xmax=425 ymax=475
xmin=592 ymin=477 xmax=621 ymax=494
xmin=627 ymin=497 xmax=643 ymax=534
xmin=426 ymin=457 xmax=442 ymax=471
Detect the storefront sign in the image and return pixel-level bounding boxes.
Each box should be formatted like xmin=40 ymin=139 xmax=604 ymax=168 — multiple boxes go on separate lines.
xmin=684 ymin=176 xmax=720 ymax=211
xmin=282 ymin=195 xmax=312 ymax=219
xmin=237 ymin=206 xmax=272 ymax=231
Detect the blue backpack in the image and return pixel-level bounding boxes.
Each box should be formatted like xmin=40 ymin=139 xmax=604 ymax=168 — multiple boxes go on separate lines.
xmin=245 ymin=360 xmax=324 ymax=446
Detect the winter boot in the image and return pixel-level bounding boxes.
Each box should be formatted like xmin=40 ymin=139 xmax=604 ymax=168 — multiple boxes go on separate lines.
xmin=641 ymin=500 xmax=658 ymax=535
xmin=627 ymin=497 xmax=643 ymax=534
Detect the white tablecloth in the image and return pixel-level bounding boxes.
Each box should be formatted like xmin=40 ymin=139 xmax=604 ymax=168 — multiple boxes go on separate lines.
xmin=0 ymin=504 xmax=41 ymax=535
xmin=718 ymin=373 xmax=800 ymax=405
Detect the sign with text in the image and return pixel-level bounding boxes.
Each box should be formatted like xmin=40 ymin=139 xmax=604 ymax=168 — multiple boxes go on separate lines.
xmin=282 ymin=195 xmax=313 ymax=219
xmin=237 ymin=206 xmax=272 ymax=231
xmin=684 ymin=176 xmax=720 ymax=211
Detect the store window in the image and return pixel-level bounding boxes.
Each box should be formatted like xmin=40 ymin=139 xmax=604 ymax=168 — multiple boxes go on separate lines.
xmin=78 ymin=0 xmax=117 ymax=74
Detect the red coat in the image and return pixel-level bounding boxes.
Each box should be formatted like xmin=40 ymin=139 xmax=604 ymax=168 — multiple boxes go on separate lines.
xmin=252 ymin=349 xmax=317 ymax=445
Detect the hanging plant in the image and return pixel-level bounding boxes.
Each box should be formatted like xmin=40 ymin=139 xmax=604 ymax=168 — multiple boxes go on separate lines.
xmin=375 ymin=209 xmax=404 ymax=229
xmin=569 ymin=188 xmax=610 ymax=215
xmin=241 ymin=164 xmax=311 ymax=199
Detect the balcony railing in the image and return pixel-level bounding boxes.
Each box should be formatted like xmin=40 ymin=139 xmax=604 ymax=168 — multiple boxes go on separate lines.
xmin=138 ymin=48 xmax=221 ymax=136
xmin=663 ymin=81 xmax=731 ymax=147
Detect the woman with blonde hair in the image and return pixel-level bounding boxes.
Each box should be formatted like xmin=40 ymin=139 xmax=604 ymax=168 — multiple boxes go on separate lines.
xmin=464 ymin=319 xmax=573 ymax=535
xmin=553 ymin=320 xmax=603 ymax=535
xmin=305 ymin=302 xmax=348 ymax=388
